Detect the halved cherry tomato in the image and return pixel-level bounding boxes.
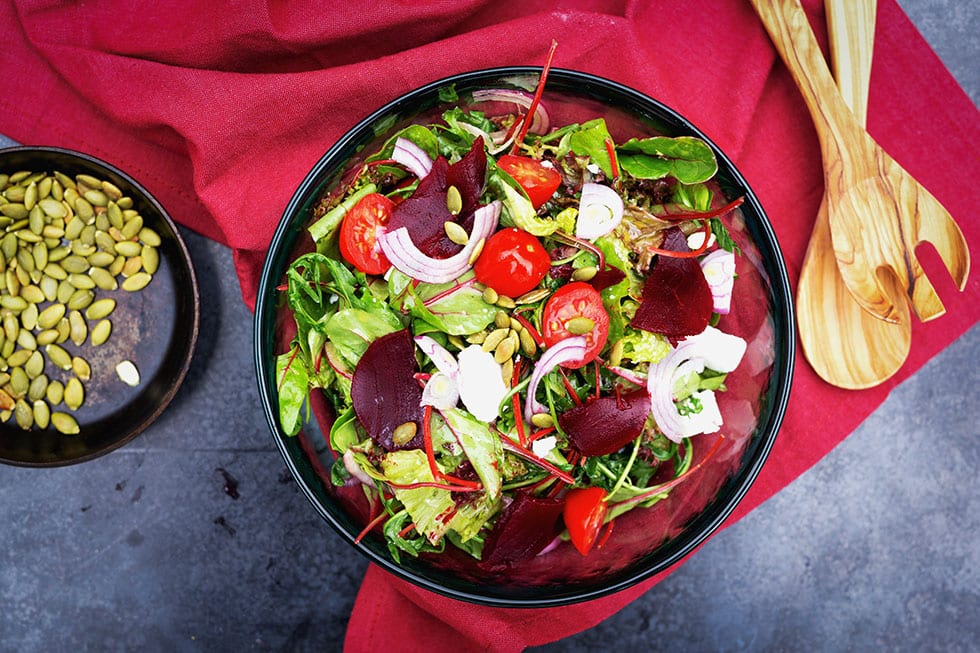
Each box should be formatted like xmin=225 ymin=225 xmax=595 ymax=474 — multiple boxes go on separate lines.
xmin=563 ymin=486 xmax=608 ymax=556
xmin=542 ymin=281 xmax=610 ymax=368
xmin=339 ymin=193 xmax=393 ymax=275
xmin=497 ymin=155 xmax=562 ymax=209
xmin=473 ymin=227 xmax=551 ymax=298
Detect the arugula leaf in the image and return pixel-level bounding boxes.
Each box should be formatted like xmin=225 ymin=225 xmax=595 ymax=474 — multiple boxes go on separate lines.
xmin=617 ymin=136 xmax=718 ymax=184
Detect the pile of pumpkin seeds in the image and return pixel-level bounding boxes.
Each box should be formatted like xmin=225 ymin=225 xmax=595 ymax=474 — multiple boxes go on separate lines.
xmin=0 ymin=168 xmax=160 ymax=434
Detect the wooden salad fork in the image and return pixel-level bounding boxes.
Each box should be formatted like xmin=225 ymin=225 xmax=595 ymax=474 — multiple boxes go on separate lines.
xmin=750 ymin=0 xmax=970 ymax=325
xmin=797 ymin=0 xmax=913 ymax=389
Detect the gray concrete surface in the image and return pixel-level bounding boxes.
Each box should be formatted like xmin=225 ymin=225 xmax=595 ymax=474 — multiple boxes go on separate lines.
xmin=0 ymin=1 xmax=976 ymax=651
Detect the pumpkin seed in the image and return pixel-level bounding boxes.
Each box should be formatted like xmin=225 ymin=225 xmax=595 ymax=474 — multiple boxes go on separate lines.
xmin=108 ymin=255 xmax=125 ymax=276
xmin=51 ymin=411 xmax=79 ymax=435
xmin=74 ymin=196 xmax=94 ymax=219
xmin=40 ymin=275 xmax=58 ymax=301
xmin=565 ymin=316 xmax=596 ymax=335
xmin=24 ymin=350 xmax=44 ymax=378
xmin=115 ymin=360 xmax=140 ymax=387
xmin=608 ymin=339 xmax=625 ymax=368
xmin=114 ymin=240 xmax=141 ymax=257
xmin=83 ymin=189 xmax=109 ymax=207
xmin=392 ymin=421 xmax=417 ymax=446
xmin=32 ymin=400 xmax=50 ymax=430
xmin=571 ymin=265 xmax=598 ymax=282
xmin=89 ymin=267 xmax=117 ymax=291
xmin=481 ymin=328 xmax=509 ymax=353
xmin=9 ymin=367 xmax=29 ymax=396
xmin=465 ymin=331 xmax=487 ymax=345
xmin=493 ymin=310 xmax=510 ymax=330
xmin=46 ymin=379 xmax=64 ymax=405
xmin=64 ymin=376 xmax=84 ymax=410
xmin=3 ymin=315 xmax=20 ymax=344
xmin=138 ymin=227 xmax=161 ymax=247
xmin=44 ymin=262 xmax=68 ymax=280
xmin=61 ymin=255 xmax=90 ymax=274
xmin=20 ymin=284 xmax=45 ymax=305
xmin=87 ymin=251 xmax=115 ymax=268
xmin=64 ymin=216 xmax=85 ymax=239
xmin=23 ymin=182 xmax=38 ymax=212
xmin=28 ymin=374 xmax=48 ymax=402
xmin=14 ymin=398 xmax=32 ymax=429
xmin=46 ymin=344 xmax=73 ymax=371
xmin=102 ymin=181 xmax=123 ymax=201
xmin=76 ymin=174 xmax=102 ymax=189
xmin=444 ymin=220 xmax=468 ymax=246
xmin=515 ymin=288 xmax=551 ymax=304
xmin=0 ymin=388 xmax=14 ymax=411
xmin=37 ymin=177 xmax=53 ymax=200
xmin=122 ymin=272 xmax=152 ymax=292
xmin=55 ymin=317 xmax=70 ymax=344
xmin=121 ymin=215 xmax=143 ymax=240
xmin=72 ymin=356 xmax=91 ymax=381
xmin=68 ymin=310 xmax=87 ymax=346
xmin=494 ymin=337 xmax=515 ymax=364
xmin=67 ymin=289 xmax=95 ymax=311
xmin=16 ymin=329 xmax=37 ymax=351
xmin=467 ymin=237 xmax=486 ymax=266
xmin=481 ymin=286 xmax=499 ymax=305
xmin=141 ymin=245 xmax=159 ymax=274
xmin=531 ymin=412 xmax=555 ymax=429
xmin=121 ymin=256 xmax=142 ymax=277
xmin=106 ymin=201 xmax=124 ymax=229
xmin=90 ymin=319 xmax=111 ymax=346
xmin=494 ymin=295 xmax=516 ymax=309
xmin=68 ymin=273 xmax=96 ymax=290
xmin=85 ymin=297 xmax=115 ymax=320
xmin=35 ymin=329 xmax=59 ymax=346
xmin=519 ymin=328 xmax=538 ymax=357
xmin=20 ymin=302 xmax=38 ymax=331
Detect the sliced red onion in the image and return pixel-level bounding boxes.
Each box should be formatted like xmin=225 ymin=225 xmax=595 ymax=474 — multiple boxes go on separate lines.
xmin=648 ymin=326 xmax=746 ymax=443
xmin=471 ymin=89 xmax=550 ymax=134
xmin=391 ymin=137 xmax=433 ymax=179
xmin=699 ymin=249 xmax=736 ymax=314
xmin=607 ymin=365 xmax=648 ymax=387
xmin=378 ymin=200 xmax=500 ymax=284
xmin=524 ymin=336 xmax=588 ymax=417
xmin=421 ymin=372 xmax=459 ymax=411
xmin=414 ymin=335 xmax=459 ymax=377
xmin=575 ymin=182 xmax=624 ymax=240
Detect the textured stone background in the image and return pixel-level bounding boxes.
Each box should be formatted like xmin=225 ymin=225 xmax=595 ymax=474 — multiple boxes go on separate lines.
xmin=0 ymin=1 xmax=976 ymax=650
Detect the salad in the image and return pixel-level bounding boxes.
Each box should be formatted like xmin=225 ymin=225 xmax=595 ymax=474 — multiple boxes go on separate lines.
xmin=276 ymin=74 xmax=748 ymax=568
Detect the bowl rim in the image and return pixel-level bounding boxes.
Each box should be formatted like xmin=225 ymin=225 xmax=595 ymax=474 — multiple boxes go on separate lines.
xmin=0 ymin=145 xmax=201 ymax=467
xmin=253 ymin=66 xmax=795 ymax=607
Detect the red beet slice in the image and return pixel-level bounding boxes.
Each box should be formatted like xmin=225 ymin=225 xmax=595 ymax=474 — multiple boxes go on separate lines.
xmin=587 ymin=266 xmax=625 ymax=293
xmin=479 ymin=492 xmax=565 ymax=570
xmin=630 ymin=227 xmax=712 ymax=337
xmin=558 ymin=389 xmax=651 ymax=456
xmin=350 ymin=329 xmax=424 ymax=451
xmin=387 ymin=137 xmax=487 ymax=258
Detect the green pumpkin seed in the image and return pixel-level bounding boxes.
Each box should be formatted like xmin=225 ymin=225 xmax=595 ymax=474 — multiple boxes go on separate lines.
xmin=85 ymin=297 xmax=115 ymax=320
xmin=37 ymin=176 xmax=52 ymax=200
xmin=101 ymin=181 xmax=123 ymax=201
xmin=83 ymin=189 xmax=109 ymax=207
xmin=114 ymin=240 xmax=141 ymax=258
xmin=35 ymin=329 xmax=59 ymax=346
xmin=519 ymin=327 xmax=538 ymax=357
xmin=0 ymin=295 xmax=28 ymax=311
xmin=141 ymin=245 xmax=160 ymax=275
xmin=44 ymin=262 xmax=68 ymax=281
xmin=608 ymin=339 xmax=625 ymax=368
xmin=392 ymin=421 xmax=417 ymax=446
xmin=20 ymin=302 xmax=38 ymax=331
xmin=87 ymin=251 xmax=115 ymax=268
xmin=494 ymin=310 xmax=510 ymax=330
xmin=74 ymin=196 xmax=94 ymax=220
xmin=71 ymin=356 xmax=91 ymax=381
xmin=3 ymin=314 xmax=19 ymax=342
xmin=55 ymin=317 xmax=70 ymax=344
xmin=530 ymin=412 xmax=554 ymax=428
xmin=122 ymin=272 xmax=152 ymax=292
xmin=23 ymin=182 xmax=38 ymax=211
xmin=9 ymin=366 xmax=29 ymax=396
xmin=121 ymin=215 xmax=143 ymax=239
xmin=494 ymin=337 xmax=515 ymax=364
xmin=14 ymin=398 xmax=32 ymax=429
xmin=40 ymin=276 xmax=58 ymax=302
xmin=41 ymin=224 xmax=65 ymax=240
xmin=64 ymin=376 xmax=84 ymax=410
xmin=67 ymin=273 xmax=96 ymax=290
xmin=20 ymin=284 xmax=44 ymax=305
xmin=138 ymin=227 xmax=161 ymax=247
xmin=116 ymin=197 xmax=133 ymax=210
xmin=515 ymin=288 xmax=550 ymax=305
xmin=444 ymin=220 xmax=468 ymax=245
xmin=481 ymin=328 xmax=509 ymax=353
xmin=0 ymin=204 xmax=28 ymax=220
xmin=32 ymin=400 xmax=50 ymax=430
xmin=24 ymin=350 xmax=43 ymax=378
xmin=56 ymin=280 xmax=75 ymax=303
xmin=89 ymin=267 xmax=117 ymax=291
xmin=16 ymin=329 xmax=36 ymax=351
xmin=90 ymin=319 xmax=111 ymax=346
xmin=60 ymin=255 xmax=90 ymax=274
xmin=28 ymin=374 xmax=48 ymax=402
xmin=67 ymin=289 xmax=95 ymax=311
xmin=565 ymin=316 xmax=596 ymax=335
xmin=94 ymin=229 xmax=115 ymax=251
xmin=481 ymin=286 xmax=499 ymax=305
xmin=51 ymin=411 xmax=79 ymax=435
xmin=28 ymin=205 xmax=44 ymax=234
xmin=76 ymin=174 xmax=101 ymax=190
xmin=108 ymin=255 xmax=125 ymax=276
xmin=32 ymin=241 xmax=48 ymax=270
xmin=46 ymin=344 xmax=73 ymax=371
xmin=0 ymin=388 xmax=13 ymax=412
xmin=46 ymin=379 xmax=64 ymax=405
xmin=68 ymin=310 xmax=87 ymax=346
xmin=64 ymin=216 xmax=85 ymax=240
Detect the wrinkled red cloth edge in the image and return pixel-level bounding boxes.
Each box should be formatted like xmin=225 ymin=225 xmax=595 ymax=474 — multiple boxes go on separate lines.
xmin=0 ymin=0 xmax=976 ymax=651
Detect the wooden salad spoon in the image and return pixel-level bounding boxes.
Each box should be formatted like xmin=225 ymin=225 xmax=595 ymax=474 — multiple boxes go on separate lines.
xmin=796 ymin=0 xmax=912 ymax=389
xmin=750 ymin=0 xmax=970 ymax=325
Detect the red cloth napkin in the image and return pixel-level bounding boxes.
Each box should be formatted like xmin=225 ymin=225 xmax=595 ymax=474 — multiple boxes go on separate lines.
xmin=2 ymin=0 xmax=977 ymax=649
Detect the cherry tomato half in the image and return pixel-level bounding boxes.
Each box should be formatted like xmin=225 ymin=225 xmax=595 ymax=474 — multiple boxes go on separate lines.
xmin=497 ymin=155 xmax=562 ymax=209
xmin=542 ymin=281 xmax=610 ymax=368
xmin=563 ymin=487 xmax=609 ymax=556
xmin=473 ymin=227 xmax=551 ymax=298
xmin=339 ymin=193 xmax=394 ymax=275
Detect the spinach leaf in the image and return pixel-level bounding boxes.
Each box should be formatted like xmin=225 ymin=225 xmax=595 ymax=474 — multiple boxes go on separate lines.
xmin=617 ymin=136 xmax=718 ymax=184
xmin=276 ymin=347 xmax=309 ymax=436
xmin=565 ymin=118 xmax=615 ymax=177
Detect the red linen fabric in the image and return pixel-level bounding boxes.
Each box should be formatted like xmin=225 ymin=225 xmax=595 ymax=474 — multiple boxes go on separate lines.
xmin=1 ymin=0 xmax=977 ymax=650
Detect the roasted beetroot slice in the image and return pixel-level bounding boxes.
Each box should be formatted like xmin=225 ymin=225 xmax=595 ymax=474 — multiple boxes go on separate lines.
xmin=558 ymin=389 xmax=651 ymax=456
xmin=479 ymin=492 xmax=564 ymax=570
xmin=386 ymin=138 xmax=487 ymax=258
xmin=630 ymin=227 xmax=712 ymax=337
xmin=350 ymin=329 xmax=424 ymax=451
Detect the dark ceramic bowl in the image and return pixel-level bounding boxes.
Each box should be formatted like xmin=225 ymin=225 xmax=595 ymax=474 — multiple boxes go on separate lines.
xmin=254 ymin=68 xmax=794 ymax=606
xmin=0 ymin=146 xmax=199 ymax=466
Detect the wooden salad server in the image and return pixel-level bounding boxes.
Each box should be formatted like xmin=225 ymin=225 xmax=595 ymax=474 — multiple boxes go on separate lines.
xmin=797 ymin=0 xmax=912 ymax=389
xmin=750 ymin=0 xmax=970 ymax=325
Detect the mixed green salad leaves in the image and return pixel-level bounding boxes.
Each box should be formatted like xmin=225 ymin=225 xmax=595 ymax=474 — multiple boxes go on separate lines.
xmin=276 ymin=83 xmax=748 ymax=567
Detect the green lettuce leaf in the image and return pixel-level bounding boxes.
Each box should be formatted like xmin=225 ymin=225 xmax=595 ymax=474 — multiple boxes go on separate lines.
xmin=438 ymin=408 xmax=504 ymax=500
xmin=617 ymin=136 xmax=718 ymax=184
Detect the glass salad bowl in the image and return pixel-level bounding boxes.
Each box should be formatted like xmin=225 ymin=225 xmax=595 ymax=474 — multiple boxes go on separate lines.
xmin=253 ymin=67 xmax=794 ymax=607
